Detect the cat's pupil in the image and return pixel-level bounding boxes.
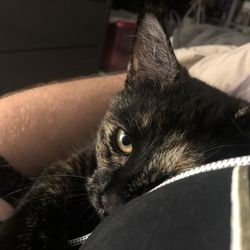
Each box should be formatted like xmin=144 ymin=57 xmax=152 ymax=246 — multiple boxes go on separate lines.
xmin=122 ymin=135 xmax=131 ymax=146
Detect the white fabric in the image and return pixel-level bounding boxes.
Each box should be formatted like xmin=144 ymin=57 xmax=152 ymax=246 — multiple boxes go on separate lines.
xmin=174 ymin=43 xmax=250 ymax=102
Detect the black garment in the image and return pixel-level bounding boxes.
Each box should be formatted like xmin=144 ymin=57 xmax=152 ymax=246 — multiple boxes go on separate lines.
xmin=81 ymin=165 xmax=250 ymax=250
xmin=1 ymin=155 xmax=249 ymax=249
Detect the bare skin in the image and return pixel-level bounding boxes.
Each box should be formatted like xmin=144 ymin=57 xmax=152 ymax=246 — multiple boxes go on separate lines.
xmin=0 ymin=73 xmax=125 ymax=220
xmin=0 ymin=199 xmax=15 ymax=221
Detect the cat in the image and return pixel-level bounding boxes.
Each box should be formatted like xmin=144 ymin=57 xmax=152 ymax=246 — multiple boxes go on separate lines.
xmin=1 ymin=11 xmax=250 ymax=250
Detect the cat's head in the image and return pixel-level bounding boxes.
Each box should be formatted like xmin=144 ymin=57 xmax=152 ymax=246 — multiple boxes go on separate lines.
xmin=87 ymin=13 xmax=250 ymax=217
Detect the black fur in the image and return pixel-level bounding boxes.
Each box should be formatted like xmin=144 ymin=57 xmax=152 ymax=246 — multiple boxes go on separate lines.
xmin=1 ymin=12 xmax=250 ymax=250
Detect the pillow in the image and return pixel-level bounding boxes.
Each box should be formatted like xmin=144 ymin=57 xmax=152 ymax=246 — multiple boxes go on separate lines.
xmin=175 ymin=43 xmax=250 ymax=102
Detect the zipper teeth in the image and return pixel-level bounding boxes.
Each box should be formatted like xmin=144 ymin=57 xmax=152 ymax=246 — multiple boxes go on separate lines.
xmin=68 ymin=233 xmax=91 ymax=247
xmin=68 ymin=155 xmax=250 ymax=247
xmin=149 ymin=155 xmax=250 ymax=193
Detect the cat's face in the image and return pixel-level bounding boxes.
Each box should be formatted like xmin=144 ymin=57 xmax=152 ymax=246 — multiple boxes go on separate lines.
xmin=87 ymin=13 xmax=250 ymax=217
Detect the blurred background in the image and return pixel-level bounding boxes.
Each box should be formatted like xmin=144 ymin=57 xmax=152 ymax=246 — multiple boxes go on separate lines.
xmin=1 ymin=0 xmax=250 ymax=94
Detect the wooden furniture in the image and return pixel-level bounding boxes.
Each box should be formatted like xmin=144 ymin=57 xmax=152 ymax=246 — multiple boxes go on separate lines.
xmin=0 ymin=0 xmax=112 ymax=93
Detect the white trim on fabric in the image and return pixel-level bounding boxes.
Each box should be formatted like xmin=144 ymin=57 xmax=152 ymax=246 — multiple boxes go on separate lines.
xmin=68 ymin=155 xmax=250 ymax=247
xmin=230 ymin=166 xmax=241 ymax=250
xmin=68 ymin=233 xmax=91 ymax=247
xmin=150 ymin=155 xmax=250 ymax=193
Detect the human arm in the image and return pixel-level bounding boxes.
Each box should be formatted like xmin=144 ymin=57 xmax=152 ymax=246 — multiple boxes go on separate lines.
xmin=0 ymin=73 xmax=125 ymax=222
xmin=0 ymin=73 xmax=125 ymax=177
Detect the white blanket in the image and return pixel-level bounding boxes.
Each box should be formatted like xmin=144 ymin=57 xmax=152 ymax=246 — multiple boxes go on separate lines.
xmin=174 ymin=44 xmax=250 ymax=102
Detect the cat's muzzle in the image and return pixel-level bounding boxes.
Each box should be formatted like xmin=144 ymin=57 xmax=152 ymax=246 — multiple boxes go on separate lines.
xmin=101 ymin=190 xmax=122 ymax=216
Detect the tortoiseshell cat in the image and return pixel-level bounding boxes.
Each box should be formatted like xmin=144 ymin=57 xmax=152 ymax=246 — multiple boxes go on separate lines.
xmin=1 ymin=12 xmax=250 ymax=250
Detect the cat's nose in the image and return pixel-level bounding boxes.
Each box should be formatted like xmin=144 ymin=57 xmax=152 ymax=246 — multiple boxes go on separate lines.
xmin=101 ymin=192 xmax=121 ymax=215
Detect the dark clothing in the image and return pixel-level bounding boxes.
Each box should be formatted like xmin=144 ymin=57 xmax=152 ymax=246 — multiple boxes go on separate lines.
xmin=81 ymin=163 xmax=250 ymax=250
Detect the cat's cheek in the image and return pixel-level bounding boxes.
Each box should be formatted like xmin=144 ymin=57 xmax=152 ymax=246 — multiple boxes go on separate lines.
xmin=87 ymin=193 xmax=106 ymax=219
xmin=86 ymin=176 xmax=106 ymax=216
xmin=119 ymin=156 xmax=129 ymax=165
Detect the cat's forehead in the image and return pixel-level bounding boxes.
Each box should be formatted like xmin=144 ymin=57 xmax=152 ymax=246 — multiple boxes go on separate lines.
xmin=104 ymin=90 xmax=170 ymax=136
xmin=111 ymin=79 xmax=184 ymax=111
xmin=106 ymin=75 xmax=238 ymax=135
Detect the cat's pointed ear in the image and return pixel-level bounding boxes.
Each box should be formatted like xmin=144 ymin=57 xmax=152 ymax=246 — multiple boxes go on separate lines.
xmin=126 ymin=13 xmax=180 ymax=84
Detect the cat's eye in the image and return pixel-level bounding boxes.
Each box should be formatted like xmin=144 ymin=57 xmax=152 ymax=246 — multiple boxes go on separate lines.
xmin=116 ymin=129 xmax=132 ymax=154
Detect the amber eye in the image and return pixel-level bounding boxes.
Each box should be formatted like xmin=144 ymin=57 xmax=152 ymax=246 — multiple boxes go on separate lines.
xmin=116 ymin=129 xmax=132 ymax=154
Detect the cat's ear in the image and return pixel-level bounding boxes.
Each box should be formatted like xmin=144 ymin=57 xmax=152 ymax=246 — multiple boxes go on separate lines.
xmin=126 ymin=13 xmax=180 ymax=85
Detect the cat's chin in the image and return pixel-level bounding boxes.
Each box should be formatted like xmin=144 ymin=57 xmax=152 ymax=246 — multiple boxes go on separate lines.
xmin=98 ymin=208 xmax=107 ymax=219
xmin=88 ymin=195 xmax=108 ymax=219
xmin=94 ymin=204 xmax=109 ymax=220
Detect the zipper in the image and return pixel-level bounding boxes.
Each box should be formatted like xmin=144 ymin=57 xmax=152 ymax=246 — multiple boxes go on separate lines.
xmin=68 ymin=155 xmax=250 ymax=248
xmin=149 ymin=154 xmax=250 ymax=192
xmin=68 ymin=233 xmax=91 ymax=248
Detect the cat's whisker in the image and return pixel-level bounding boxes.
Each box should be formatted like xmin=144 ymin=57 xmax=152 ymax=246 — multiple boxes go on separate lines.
xmin=78 ymin=204 xmax=95 ymax=221
xmin=72 ymin=201 xmax=93 ymax=216
xmin=67 ymin=183 xmax=86 ymax=187
xmin=228 ymin=114 xmax=245 ymax=135
xmin=1 ymin=187 xmax=31 ymax=199
xmin=67 ymin=143 xmax=82 ymax=158
xmin=204 ymin=144 xmax=250 ymax=153
xmin=66 ymin=186 xmax=86 ymax=192
xmin=201 ymin=143 xmax=250 ymax=163
xmin=67 ymin=188 xmax=87 ymax=196
xmin=3 ymin=196 xmax=19 ymax=205
xmin=85 ymin=209 xmax=99 ymax=223
xmin=31 ymin=175 xmax=87 ymax=181
xmin=28 ymin=192 xmax=88 ymax=203
xmin=69 ymin=193 xmax=88 ymax=199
